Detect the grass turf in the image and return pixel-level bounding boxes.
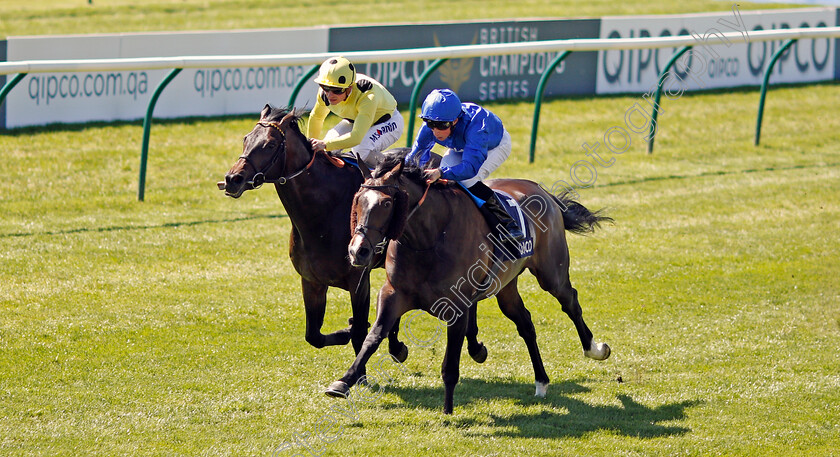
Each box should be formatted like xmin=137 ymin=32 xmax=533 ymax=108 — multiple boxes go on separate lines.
xmin=1 ymin=80 xmax=838 ymax=455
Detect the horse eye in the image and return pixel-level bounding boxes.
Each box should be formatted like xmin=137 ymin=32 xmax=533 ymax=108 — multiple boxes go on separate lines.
xmin=383 ymin=201 xmax=392 ymax=208
xmin=266 ymin=141 xmax=277 ymax=149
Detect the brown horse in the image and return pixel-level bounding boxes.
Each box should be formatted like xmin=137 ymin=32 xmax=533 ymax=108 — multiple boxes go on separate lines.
xmin=326 ymin=154 xmax=612 ymax=414
xmin=221 ymin=105 xmax=412 ymax=361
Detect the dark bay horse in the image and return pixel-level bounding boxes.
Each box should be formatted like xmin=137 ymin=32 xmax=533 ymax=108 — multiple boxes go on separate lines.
xmin=326 ymin=155 xmax=612 ymax=414
xmin=222 ymin=105 xmax=412 ymax=360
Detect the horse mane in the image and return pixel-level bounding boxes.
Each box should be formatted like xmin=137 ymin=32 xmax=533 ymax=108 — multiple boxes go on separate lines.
xmin=372 ymin=151 xmax=428 ymax=183
xmin=263 ymin=105 xmax=299 ymax=122
xmin=264 ymin=105 xmax=307 ymax=136
xmin=262 ymin=105 xmax=316 ymax=154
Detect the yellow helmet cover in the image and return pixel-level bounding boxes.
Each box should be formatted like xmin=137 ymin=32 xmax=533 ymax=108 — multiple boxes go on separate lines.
xmin=314 ymin=56 xmax=357 ymax=88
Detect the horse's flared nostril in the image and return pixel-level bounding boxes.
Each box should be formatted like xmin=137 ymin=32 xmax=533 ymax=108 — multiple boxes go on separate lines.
xmin=223 ymin=173 xmax=248 ymax=198
xmin=226 ymin=173 xmax=244 ymax=188
xmin=349 ymin=243 xmax=372 ymax=266
xmin=356 ymin=246 xmax=371 ymax=263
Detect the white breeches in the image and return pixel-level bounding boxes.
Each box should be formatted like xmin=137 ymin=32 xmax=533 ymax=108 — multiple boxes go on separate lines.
xmin=324 ymin=108 xmax=404 ymax=168
xmin=439 ymin=130 xmax=512 ymax=187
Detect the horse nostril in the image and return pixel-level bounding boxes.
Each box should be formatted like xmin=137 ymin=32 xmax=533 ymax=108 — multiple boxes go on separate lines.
xmin=357 ymin=246 xmax=371 ymax=261
xmin=226 ymin=174 xmax=244 ymax=187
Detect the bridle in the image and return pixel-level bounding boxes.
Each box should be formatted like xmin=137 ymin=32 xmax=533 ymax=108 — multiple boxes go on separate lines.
xmin=353 ymin=181 xmax=432 ymax=255
xmin=238 ymin=120 xmax=319 ymax=188
xmin=354 ymin=184 xmax=401 ymax=255
xmin=349 ymin=176 xmax=434 ymax=297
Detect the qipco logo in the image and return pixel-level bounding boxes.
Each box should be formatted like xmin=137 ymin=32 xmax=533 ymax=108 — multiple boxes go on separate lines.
xmin=602 ymin=28 xmax=698 ymax=84
xmin=747 ymin=22 xmax=832 ymax=77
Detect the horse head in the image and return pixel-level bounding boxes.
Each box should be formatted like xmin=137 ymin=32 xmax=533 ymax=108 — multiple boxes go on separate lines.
xmin=222 ymin=104 xmax=309 ymax=198
xmin=348 ymin=160 xmax=409 ymax=267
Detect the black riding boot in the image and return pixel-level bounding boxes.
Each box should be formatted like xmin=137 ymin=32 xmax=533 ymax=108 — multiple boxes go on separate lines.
xmin=467 ymin=182 xmax=525 ymax=244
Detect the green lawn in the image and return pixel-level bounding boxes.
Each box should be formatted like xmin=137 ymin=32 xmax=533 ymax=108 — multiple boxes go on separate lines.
xmin=2 ymin=1 xmax=839 ymax=455
xmin=0 ymin=0 xmax=802 ymax=38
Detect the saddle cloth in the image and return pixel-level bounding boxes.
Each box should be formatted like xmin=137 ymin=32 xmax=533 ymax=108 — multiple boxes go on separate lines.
xmin=459 ymin=184 xmax=534 ymax=261
xmin=493 ymin=190 xmax=535 ymax=260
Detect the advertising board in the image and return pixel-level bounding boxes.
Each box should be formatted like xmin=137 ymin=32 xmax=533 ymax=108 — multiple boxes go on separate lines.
xmin=1 ymin=40 xmax=6 ymax=129
xmin=4 ymin=29 xmax=328 ymax=129
xmin=596 ymin=7 xmax=837 ymax=94
xmin=328 ymin=19 xmax=601 ymax=105
xmin=837 ymin=8 xmax=840 ymax=79
xmin=2 ymin=9 xmax=837 ymax=130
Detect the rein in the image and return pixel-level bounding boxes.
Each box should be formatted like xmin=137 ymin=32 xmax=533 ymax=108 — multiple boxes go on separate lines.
xmin=241 ymin=121 xmax=340 ymax=189
xmin=407 ymin=182 xmax=432 ymax=221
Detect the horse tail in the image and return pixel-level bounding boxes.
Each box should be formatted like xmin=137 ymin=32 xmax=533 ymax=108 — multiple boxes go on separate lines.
xmin=551 ymin=192 xmax=613 ymax=235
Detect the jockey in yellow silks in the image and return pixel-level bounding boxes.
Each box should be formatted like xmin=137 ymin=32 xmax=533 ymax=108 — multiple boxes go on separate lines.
xmin=307 ymin=56 xmax=403 ymax=169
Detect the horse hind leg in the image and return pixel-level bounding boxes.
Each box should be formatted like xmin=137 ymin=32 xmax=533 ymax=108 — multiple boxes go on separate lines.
xmin=495 ymin=278 xmax=550 ymax=397
xmin=536 ymin=270 xmax=610 ymax=361
xmin=465 ymin=303 xmax=487 ymax=363
xmin=302 ymin=279 xmax=351 ymax=348
xmin=564 ymin=285 xmax=610 ymax=360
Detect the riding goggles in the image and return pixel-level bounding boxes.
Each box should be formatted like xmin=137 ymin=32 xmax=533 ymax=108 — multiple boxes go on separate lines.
xmin=319 ymin=84 xmax=347 ymax=95
xmin=423 ymin=119 xmax=454 ymax=130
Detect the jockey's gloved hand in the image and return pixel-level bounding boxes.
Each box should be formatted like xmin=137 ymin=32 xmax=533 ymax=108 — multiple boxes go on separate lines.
xmin=423 ymin=168 xmax=442 ymax=184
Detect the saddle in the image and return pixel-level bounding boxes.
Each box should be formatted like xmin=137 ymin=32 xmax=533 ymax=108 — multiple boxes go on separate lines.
xmin=458 ymin=184 xmax=534 ymax=261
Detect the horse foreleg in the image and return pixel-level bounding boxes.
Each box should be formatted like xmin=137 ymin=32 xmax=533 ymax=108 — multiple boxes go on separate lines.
xmin=348 ymin=272 xmax=372 ymax=356
xmin=496 ymin=277 xmax=550 ymax=397
xmin=442 ymin=312 xmax=469 ymax=414
xmin=349 ymin=272 xmax=408 ymax=363
xmin=326 ymin=284 xmax=411 ymax=398
xmin=302 ymin=278 xmax=351 ymax=348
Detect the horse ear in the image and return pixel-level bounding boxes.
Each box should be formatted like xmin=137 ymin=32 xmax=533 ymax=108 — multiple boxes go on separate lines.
xmin=260 ymin=104 xmax=272 ymax=119
xmin=355 ymin=152 xmax=372 ymax=180
xmin=382 ymin=161 xmax=403 ymax=183
xmin=279 ymin=111 xmax=298 ymax=128
xmin=385 ymin=190 xmax=409 ymax=240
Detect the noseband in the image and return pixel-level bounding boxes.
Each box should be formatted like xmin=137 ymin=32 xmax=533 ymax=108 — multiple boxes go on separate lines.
xmin=354 ymin=184 xmax=402 ymax=255
xmin=353 ymin=178 xmax=436 ymax=254
xmin=238 ymin=121 xmax=319 ymax=188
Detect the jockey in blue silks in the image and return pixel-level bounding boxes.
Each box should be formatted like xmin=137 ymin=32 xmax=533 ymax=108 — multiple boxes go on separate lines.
xmin=405 ymin=88 xmax=525 ymax=244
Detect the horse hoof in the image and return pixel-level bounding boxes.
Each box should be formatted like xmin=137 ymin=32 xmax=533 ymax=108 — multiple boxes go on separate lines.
xmin=325 ymin=381 xmax=350 ymax=398
xmin=535 ymin=381 xmax=549 ymax=398
xmin=584 ymin=342 xmax=611 ymax=360
xmin=469 ymin=343 xmax=487 ymax=364
xmin=390 ymin=343 xmax=409 ymax=363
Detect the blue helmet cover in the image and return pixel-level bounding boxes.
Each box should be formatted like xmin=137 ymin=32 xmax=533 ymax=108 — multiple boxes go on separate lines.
xmin=420 ymin=89 xmax=463 ymax=122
